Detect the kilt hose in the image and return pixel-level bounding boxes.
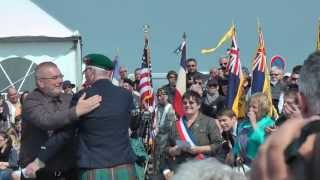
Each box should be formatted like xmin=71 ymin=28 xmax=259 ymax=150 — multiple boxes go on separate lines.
xmin=79 ymin=164 xmax=137 ymax=180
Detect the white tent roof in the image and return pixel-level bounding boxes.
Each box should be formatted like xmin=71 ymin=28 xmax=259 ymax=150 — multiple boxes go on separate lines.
xmin=0 ymin=0 xmax=79 ymax=38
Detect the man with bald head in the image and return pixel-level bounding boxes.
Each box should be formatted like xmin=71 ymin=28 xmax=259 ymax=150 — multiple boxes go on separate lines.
xmin=19 ymin=61 xmax=101 ymax=179
xmin=2 ymin=87 xmax=21 ymax=130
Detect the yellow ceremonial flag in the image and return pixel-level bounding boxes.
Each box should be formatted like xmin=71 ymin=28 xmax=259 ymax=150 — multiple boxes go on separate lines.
xmin=316 ymin=18 xmax=320 ymax=50
xmin=201 ymin=25 xmax=235 ymax=54
xmin=263 ymin=66 xmax=279 ymax=119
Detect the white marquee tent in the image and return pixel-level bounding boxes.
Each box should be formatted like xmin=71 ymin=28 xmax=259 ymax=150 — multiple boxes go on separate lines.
xmin=0 ymin=0 xmax=82 ymax=93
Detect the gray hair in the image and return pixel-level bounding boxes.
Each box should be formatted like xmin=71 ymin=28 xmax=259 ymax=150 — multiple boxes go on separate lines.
xmin=172 ymin=158 xmax=247 ymax=180
xmin=299 ymin=51 xmax=320 ymax=115
xmin=35 ymin=61 xmax=58 ymax=80
xmin=270 ymin=66 xmax=284 ymax=74
xmin=89 ymin=65 xmax=111 ymax=79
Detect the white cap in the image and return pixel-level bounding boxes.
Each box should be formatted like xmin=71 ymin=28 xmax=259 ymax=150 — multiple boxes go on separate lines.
xmin=284 ymin=72 xmax=291 ymax=77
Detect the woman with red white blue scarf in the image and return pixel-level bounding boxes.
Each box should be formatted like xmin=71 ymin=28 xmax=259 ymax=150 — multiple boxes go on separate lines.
xmin=164 ymin=90 xmax=224 ymax=176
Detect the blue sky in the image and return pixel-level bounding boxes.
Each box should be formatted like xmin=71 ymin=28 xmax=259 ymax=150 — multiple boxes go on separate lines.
xmin=34 ymin=0 xmax=320 ymax=74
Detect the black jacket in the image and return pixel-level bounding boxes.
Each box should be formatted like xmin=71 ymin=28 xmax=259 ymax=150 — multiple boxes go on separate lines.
xmin=38 ymin=79 xmax=137 ymax=168
xmin=19 ymin=89 xmax=78 ymax=170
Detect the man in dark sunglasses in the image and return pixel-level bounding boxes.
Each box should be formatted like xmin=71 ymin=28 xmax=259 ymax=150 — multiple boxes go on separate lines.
xmin=186 ymin=58 xmax=205 ymax=88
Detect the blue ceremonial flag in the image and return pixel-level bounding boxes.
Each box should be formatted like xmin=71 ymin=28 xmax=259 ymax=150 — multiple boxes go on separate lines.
xmin=226 ymin=27 xmax=246 ymax=118
xmin=251 ymin=25 xmax=278 ymax=118
xmin=251 ymin=26 xmax=266 ymax=94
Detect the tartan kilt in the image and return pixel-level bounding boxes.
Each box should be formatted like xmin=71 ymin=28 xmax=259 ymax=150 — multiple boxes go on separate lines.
xmin=79 ymin=164 xmax=137 ymax=180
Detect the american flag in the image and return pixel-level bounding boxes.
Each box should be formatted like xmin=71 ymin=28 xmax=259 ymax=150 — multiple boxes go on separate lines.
xmin=226 ymin=27 xmax=246 ymax=118
xmin=139 ymin=36 xmax=154 ymax=107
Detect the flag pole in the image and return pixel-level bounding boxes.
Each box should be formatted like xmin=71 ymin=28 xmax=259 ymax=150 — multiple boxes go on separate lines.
xmin=316 ymin=18 xmax=320 ymax=50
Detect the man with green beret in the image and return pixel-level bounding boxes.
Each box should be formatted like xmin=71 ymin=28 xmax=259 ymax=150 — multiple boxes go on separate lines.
xmin=26 ymin=54 xmax=138 ymax=180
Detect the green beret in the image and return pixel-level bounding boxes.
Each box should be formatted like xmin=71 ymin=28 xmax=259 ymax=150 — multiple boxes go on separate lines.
xmin=83 ymin=54 xmax=114 ymax=70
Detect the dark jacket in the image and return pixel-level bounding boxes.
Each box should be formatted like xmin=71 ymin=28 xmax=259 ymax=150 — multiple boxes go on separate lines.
xmin=38 ymin=79 xmax=137 ymax=168
xmin=201 ymin=93 xmax=226 ymax=118
xmin=166 ymin=113 xmax=223 ymax=170
xmin=19 ymin=89 xmax=78 ymax=170
xmin=0 ymin=145 xmax=18 ymax=170
xmin=160 ymin=84 xmax=176 ymax=104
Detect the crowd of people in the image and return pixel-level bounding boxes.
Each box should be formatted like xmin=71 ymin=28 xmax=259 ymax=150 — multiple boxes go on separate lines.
xmin=0 ymin=50 xmax=319 ymax=180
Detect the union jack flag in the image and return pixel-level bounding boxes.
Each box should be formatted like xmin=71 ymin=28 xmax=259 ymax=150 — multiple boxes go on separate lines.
xmin=251 ymin=27 xmax=267 ymax=94
xmin=226 ymin=36 xmax=241 ymax=76
xmin=251 ymin=26 xmax=278 ymax=118
xmin=226 ymin=28 xmax=246 ymax=118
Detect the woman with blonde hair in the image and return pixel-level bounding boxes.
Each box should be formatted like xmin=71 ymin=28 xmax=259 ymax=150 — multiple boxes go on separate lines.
xmin=233 ymin=92 xmax=275 ymax=166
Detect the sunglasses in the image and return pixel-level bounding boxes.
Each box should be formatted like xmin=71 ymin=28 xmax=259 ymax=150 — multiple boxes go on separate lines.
xmin=270 ymin=73 xmax=280 ymax=76
xmin=182 ymin=100 xmax=196 ymax=105
xmin=220 ymin=62 xmax=228 ymax=66
xmin=187 ymin=64 xmax=196 ymax=67
xmin=208 ymin=84 xmax=218 ymax=88
xmin=194 ymin=81 xmax=203 ymax=85
xmin=168 ymin=76 xmax=177 ymax=79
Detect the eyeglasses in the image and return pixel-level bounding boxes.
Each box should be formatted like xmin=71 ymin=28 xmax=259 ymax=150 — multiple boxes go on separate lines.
xmin=194 ymin=81 xmax=203 ymax=86
xmin=208 ymin=85 xmax=218 ymax=88
xmin=120 ymin=70 xmax=127 ymax=73
xmin=187 ymin=64 xmax=196 ymax=67
xmin=182 ymin=100 xmax=196 ymax=105
xmin=270 ymin=73 xmax=280 ymax=76
xmin=168 ymin=76 xmax=177 ymax=79
xmin=157 ymin=94 xmax=167 ymax=97
xmin=220 ymin=63 xmax=228 ymax=66
xmin=39 ymin=74 xmax=64 ymax=80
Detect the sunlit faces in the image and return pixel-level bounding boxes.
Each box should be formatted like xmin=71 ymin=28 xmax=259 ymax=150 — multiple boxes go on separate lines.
xmin=119 ymin=66 xmax=128 ymax=79
xmin=134 ymin=69 xmax=141 ymax=81
xmin=186 ymin=61 xmax=197 ymax=73
xmin=0 ymin=134 xmax=8 ymax=149
xmin=83 ymin=67 xmax=95 ymax=85
xmin=290 ymin=73 xmax=300 ymax=85
xmin=38 ymin=67 xmax=64 ymax=97
xmin=182 ymin=97 xmax=200 ymax=116
xmin=157 ymin=93 xmax=168 ymax=105
xmin=7 ymin=88 xmax=19 ymax=104
xmin=207 ymin=84 xmax=219 ymax=95
xmin=168 ymin=75 xmax=177 ymax=86
xmin=219 ymin=57 xmax=228 ymax=68
xmin=218 ymin=115 xmax=236 ymax=132
xmin=283 ymin=94 xmax=300 ymax=117
xmin=248 ymin=99 xmax=259 ymax=117
xmin=270 ymin=68 xmax=283 ymax=84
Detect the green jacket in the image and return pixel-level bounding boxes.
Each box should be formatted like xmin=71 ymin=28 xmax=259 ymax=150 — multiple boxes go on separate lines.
xmin=166 ymin=113 xmax=223 ymax=169
xmin=233 ymin=115 xmax=274 ymax=162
